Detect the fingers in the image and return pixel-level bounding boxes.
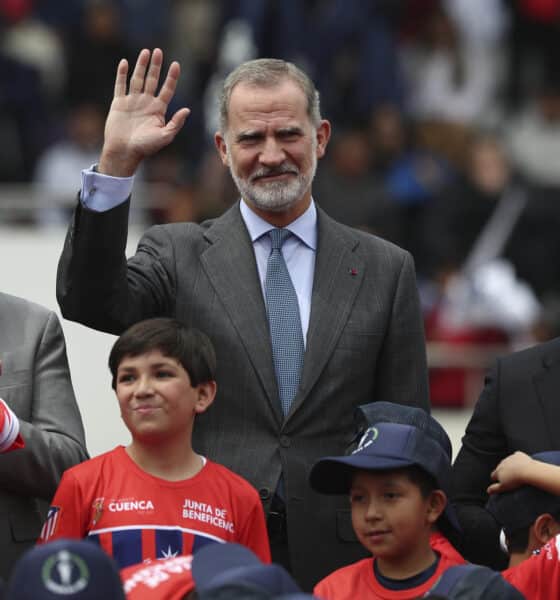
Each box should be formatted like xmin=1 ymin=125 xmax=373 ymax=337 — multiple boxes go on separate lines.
xmin=158 ymin=61 xmax=181 ymax=106
xmin=144 ymin=48 xmax=163 ymax=95
xmin=129 ymin=48 xmax=151 ymax=94
xmin=114 ymin=59 xmax=129 ymax=98
xmin=161 ymin=108 xmax=191 ymax=145
xmin=487 ymin=482 xmax=501 ymax=494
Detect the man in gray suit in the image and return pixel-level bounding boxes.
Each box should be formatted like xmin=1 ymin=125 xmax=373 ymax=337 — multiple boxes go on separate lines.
xmin=0 ymin=292 xmax=88 ymax=578
xmin=56 ymin=49 xmax=429 ymax=589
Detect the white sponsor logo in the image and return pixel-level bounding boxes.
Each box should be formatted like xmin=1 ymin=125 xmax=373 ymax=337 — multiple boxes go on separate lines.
xmin=108 ymin=499 xmax=155 ymax=512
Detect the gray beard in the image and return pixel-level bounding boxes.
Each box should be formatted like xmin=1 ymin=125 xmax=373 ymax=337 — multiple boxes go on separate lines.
xmin=227 ymin=151 xmax=317 ymax=213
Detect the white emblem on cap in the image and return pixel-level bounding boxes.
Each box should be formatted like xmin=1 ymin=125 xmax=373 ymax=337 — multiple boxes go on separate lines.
xmin=42 ymin=550 xmax=89 ymax=595
xmin=354 ymin=426 xmax=379 ymax=454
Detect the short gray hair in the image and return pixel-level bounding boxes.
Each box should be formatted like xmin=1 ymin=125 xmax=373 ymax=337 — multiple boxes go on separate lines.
xmin=219 ymin=58 xmax=321 ymax=132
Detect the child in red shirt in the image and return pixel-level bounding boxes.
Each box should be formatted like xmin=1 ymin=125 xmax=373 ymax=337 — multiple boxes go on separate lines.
xmin=38 ymin=318 xmax=270 ymax=568
xmin=486 ymin=449 xmax=560 ymax=598
xmin=310 ymin=411 xmax=465 ymax=600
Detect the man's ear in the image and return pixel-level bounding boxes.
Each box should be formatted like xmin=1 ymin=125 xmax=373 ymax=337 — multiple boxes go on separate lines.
xmin=533 ymin=513 xmax=560 ymax=546
xmin=194 ymin=380 xmax=217 ymax=414
xmin=426 ymin=490 xmax=447 ymax=525
xmin=315 ymin=119 xmax=331 ymax=159
xmin=214 ymin=132 xmax=229 ymax=166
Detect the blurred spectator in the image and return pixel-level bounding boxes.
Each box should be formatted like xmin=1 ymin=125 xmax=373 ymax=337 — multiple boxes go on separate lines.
xmin=63 ymin=0 xmax=135 ymax=111
xmin=399 ymin=2 xmax=501 ymax=167
xmin=0 ymin=50 xmax=48 ymax=182
xmin=1 ymin=0 xmax=66 ymax=102
xmin=423 ymin=133 xmax=542 ymax=405
xmin=314 ymin=128 xmax=401 ymax=240
xmin=368 ymin=104 xmax=455 ymax=273
xmin=505 ymin=79 xmax=560 ymax=187
xmin=503 ymin=0 xmax=560 ymax=111
xmin=116 ymin=0 xmax=171 ymax=51
xmin=33 ymin=102 xmax=105 ymax=226
xmin=221 ymin=0 xmax=405 ymax=126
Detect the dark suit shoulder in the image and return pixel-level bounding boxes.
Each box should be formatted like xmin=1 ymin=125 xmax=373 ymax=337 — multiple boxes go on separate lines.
xmin=498 ymin=337 xmax=560 ymax=372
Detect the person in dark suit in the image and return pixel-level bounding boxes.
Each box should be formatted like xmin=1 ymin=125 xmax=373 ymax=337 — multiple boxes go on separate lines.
xmin=0 ymin=291 xmax=88 ymax=579
xmin=452 ymin=336 xmax=560 ymax=569
xmin=56 ymin=48 xmax=429 ymax=590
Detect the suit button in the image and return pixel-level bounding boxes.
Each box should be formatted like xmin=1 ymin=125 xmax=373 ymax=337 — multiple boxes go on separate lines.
xmin=259 ymin=488 xmax=271 ymax=500
xmin=280 ymin=435 xmax=291 ymax=448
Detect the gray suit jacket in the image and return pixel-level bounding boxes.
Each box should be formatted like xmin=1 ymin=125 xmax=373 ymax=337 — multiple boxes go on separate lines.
xmin=57 ymin=200 xmax=429 ymax=589
xmin=0 ymin=292 xmax=88 ymax=578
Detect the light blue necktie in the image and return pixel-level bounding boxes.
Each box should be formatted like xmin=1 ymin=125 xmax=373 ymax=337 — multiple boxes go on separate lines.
xmin=265 ymin=228 xmax=305 ymax=416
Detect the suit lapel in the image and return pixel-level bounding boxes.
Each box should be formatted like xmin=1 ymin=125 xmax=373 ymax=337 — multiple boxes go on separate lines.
xmin=533 ymin=341 xmax=560 ymax=447
xmin=287 ymin=209 xmax=364 ymax=419
xmin=200 ymin=205 xmax=282 ymax=424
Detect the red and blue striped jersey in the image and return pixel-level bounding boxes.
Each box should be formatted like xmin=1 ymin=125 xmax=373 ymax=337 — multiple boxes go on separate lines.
xmin=39 ymin=446 xmax=270 ymax=568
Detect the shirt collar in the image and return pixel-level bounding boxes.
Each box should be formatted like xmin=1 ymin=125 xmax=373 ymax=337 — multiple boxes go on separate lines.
xmin=240 ymin=198 xmax=317 ymax=250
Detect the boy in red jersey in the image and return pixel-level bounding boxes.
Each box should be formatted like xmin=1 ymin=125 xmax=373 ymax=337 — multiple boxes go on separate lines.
xmin=39 ymin=318 xmax=270 ymax=568
xmin=309 ymin=416 xmax=465 ymax=600
xmin=485 ymin=450 xmax=560 ymax=599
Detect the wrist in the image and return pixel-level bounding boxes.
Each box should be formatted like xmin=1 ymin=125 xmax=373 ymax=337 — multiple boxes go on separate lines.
xmin=98 ymin=148 xmax=141 ymax=177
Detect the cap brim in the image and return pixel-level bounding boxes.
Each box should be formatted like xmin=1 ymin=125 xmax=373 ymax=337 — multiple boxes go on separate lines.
xmin=309 ymin=454 xmax=415 ymax=494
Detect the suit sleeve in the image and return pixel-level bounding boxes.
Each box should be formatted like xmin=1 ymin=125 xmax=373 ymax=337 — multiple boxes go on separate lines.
xmin=0 ymin=310 xmax=88 ymax=500
xmin=57 ymin=200 xmax=176 ymax=335
xmin=451 ymin=362 xmax=509 ymax=568
xmin=37 ymin=470 xmax=89 ymax=542
xmin=373 ymin=251 xmax=430 ymax=412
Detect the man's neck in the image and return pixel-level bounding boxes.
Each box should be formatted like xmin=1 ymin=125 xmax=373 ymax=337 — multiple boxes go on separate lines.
xmin=242 ymin=194 xmax=312 ymax=227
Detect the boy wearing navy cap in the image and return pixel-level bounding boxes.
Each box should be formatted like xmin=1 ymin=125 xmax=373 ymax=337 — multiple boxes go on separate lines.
xmin=309 ymin=416 xmax=465 ymax=600
xmin=486 ymin=450 xmax=560 ymax=598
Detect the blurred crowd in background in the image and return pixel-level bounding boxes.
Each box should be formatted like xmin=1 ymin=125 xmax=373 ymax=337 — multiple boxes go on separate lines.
xmin=4 ymin=0 xmax=560 ymax=404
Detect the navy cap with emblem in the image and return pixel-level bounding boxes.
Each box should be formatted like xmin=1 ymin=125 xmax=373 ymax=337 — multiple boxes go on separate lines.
xmin=309 ymin=420 xmax=461 ymax=534
xmin=5 ymin=538 xmax=125 ymax=599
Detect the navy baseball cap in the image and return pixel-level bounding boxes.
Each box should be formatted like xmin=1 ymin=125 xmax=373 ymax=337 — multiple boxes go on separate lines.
xmin=192 ymin=543 xmax=302 ymax=599
xmin=309 ymin=421 xmax=461 ymax=534
xmin=310 ymin=421 xmax=452 ymax=496
xmin=355 ymin=401 xmax=452 ymax=461
xmin=5 ymin=539 xmax=125 ymax=599
xmin=486 ymin=450 xmax=560 ymax=537
xmin=424 ymin=564 xmax=524 ymax=599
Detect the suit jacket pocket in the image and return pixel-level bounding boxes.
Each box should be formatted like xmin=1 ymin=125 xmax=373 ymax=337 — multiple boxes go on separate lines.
xmin=336 ymin=509 xmax=359 ymax=543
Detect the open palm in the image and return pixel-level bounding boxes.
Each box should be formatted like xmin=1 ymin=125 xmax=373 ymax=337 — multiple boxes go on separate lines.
xmin=100 ymin=48 xmax=190 ymax=176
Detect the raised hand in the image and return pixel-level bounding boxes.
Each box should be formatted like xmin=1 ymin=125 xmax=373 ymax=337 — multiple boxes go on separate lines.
xmin=99 ymin=48 xmax=190 ymax=177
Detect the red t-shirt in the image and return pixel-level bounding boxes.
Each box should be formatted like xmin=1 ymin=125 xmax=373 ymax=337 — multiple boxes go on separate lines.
xmin=39 ymin=446 xmax=270 ymax=568
xmin=120 ymin=555 xmax=194 ymax=600
xmin=314 ymin=532 xmax=465 ymax=600
xmin=503 ymin=534 xmax=560 ymax=599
